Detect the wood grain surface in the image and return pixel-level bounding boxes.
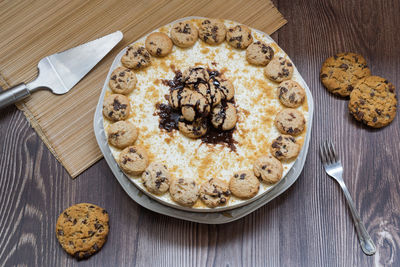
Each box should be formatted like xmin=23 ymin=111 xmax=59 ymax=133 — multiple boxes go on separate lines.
xmin=0 ymin=0 xmax=399 ymax=266
xmin=0 ymin=0 xmax=285 ymax=178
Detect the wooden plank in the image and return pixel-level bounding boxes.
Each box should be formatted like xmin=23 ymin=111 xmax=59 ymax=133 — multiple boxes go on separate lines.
xmin=0 ymin=0 xmax=286 ymax=178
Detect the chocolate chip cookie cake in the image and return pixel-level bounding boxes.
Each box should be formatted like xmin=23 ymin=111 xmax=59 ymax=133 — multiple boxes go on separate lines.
xmin=101 ymin=18 xmax=310 ymax=211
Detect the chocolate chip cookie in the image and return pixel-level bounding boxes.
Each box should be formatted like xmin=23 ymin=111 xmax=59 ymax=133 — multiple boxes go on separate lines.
xmin=278 ymin=80 xmax=306 ymax=108
xmin=270 ymin=135 xmax=300 ymax=161
xmin=211 ymin=102 xmax=237 ymax=130
xmin=349 ymin=76 xmax=397 ymax=128
xmin=118 ymin=145 xmax=149 ymax=175
xmin=170 ymin=177 xmax=200 ymax=207
xmin=226 ymin=25 xmax=253 ymax=49
xmin=170 ymin=21 xmax=198 ymax=48
xmin=169 ymin=87 xmax=191 ymax=109
xmin=181 ymin=90 xmax=210 ymax=121
xmin=264 ymin=57 xmax=294 ymax=82
xmin=56 ymin=203 xmax=109 ymax=260
xmin=198 ymin=19 xmax=226 ymax=45
xmin=320 ymin=52 xmax=371 ymax=97
xmin=196 ymin=82 xmax=221 ymax=107
xmin=103 ymin=94 xmax=131 ymax=121
xmin=253 ymin=155 xmax=283 ymax=184
xmin=209 ymin=75 xmax=235 ymax=101
xmin=200 ymin=178 xmax=231 ymax=208
xmin=108 ymin=67 xmax=137 ymax=95
xmin=274 ymin=108 xmax=306 ymax=136
xmin=145 ymin=32 xmax=173 ymax=57
xmin=178 ymin=117 xmax=208 ymax=138
xmin=229 ymin=170 xmax=260 ymax=199
xmin=182 ymin=66 xmax=209 ymax=88
xmin=142 ymin=162 xmax=171 ymax=195
xmin=107 ymin=121 xmax=138 ymax=149
xmin=121 ymin=45 xmax=151 ymax=70
xmin=246 ymin=41 xmax=274 ymax=66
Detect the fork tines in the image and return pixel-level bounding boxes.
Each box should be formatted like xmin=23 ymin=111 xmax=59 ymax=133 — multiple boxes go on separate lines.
xmin=320 ymin=140 xmax=339 ymax=165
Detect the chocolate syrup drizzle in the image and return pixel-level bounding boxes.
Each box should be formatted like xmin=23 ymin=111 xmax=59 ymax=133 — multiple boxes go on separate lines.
xmin=155 ymin=68 xmax=237 ymax=151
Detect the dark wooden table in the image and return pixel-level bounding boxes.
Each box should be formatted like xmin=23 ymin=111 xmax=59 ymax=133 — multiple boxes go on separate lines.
xmin=1 ymin=0 xmax=399 ymax=266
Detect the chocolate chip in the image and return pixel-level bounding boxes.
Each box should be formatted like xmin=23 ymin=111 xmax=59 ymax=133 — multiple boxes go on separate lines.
xmin=289 ymin=93 xmax=296 ymax=102
xmin=156 ymin=48 xmax=162 ymax=56
xmin=320 ymin=73 xmax=328 ymax=79
xmin=339 ymin=63 xmax=348 ymax=70
xmin=155 ymin=179 xmax=162 ymax=189
xmin=239 ymin=173 xmax=246 ymax=179
xmin=57 ymin=230 xmax=64 ymax=236
xmin=347 ymin=85 xmax=353 ymax=91
xmin=111 ymin=75 xmax=117 ymax=80
xmin=113 ymin=99 xmax=127 ymax=111
xmin=271 ymin=141 xmax=279 ymax=148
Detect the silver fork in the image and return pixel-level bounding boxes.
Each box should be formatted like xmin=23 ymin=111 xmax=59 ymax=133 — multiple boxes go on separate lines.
xmin=320 ymin=140 xmax=376 ymax=256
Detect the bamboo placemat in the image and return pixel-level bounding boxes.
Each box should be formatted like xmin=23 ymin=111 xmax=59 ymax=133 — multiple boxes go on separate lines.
xmin=0 ymin=0 xmax=286 ymax=178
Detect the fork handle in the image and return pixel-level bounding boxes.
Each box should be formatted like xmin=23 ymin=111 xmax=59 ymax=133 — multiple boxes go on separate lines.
xmin=339 ymin=181 xmax=376 ymax=255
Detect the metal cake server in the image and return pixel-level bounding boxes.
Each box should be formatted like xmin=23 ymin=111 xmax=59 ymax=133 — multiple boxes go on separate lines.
xmin=0 ymin=31 xmax=123 ymax=109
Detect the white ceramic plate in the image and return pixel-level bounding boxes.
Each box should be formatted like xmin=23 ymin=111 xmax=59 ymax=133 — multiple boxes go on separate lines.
xmin=94 ymin=17 xmax=313 ymax=222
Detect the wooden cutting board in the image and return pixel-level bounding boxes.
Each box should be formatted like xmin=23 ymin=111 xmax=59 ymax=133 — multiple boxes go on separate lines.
xmin=0 ymin=0 xmax=286 ymax=178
